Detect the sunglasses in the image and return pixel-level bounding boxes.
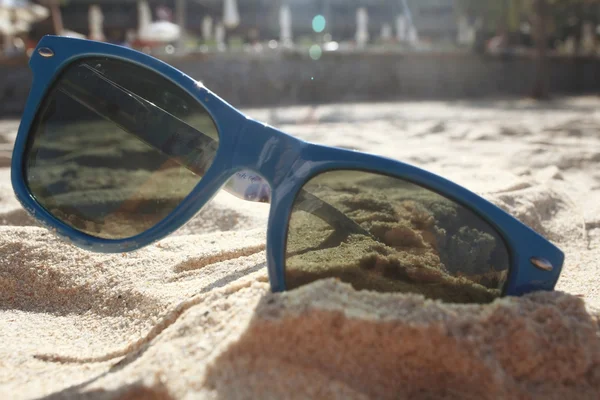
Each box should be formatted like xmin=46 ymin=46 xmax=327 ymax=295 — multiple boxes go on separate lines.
xmin=10 ymin=36 xmax=564 ymax=303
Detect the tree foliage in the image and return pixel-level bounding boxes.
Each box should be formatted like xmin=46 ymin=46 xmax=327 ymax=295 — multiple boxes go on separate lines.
xmin=455 ymin=0 xmax=600 ymax=99
xmin=456 ymin=0 xmax=600 ymax=36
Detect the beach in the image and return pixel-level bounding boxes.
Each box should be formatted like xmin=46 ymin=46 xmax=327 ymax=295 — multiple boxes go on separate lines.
xmin=1 ymin=98 xmax=600 ymax=399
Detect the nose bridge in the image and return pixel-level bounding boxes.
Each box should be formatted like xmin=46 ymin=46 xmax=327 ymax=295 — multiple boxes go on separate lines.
xmin=232 ymin=119 xmax=304 ymax=188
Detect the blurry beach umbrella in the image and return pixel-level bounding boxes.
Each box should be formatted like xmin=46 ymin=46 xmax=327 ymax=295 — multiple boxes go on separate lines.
xmin=137 ymin=0 xmax=181 ymax=44
xmin=380 ymin=23 xmax=391 ymax=41
xmin=0 ymin=16 xmax=27 ymax=51
xmin=0 ymin=18 xmax=28 ymax=35
xmin=139 ymin=21 xmax=181 ymax=43
xmin=0 ymin=0 xmax=48 ymax=53
xmin=399 ymin=0 xmax=418 ymax=44
xmin=0 ymin=18 xmax=27 ymax=53
xmin=457 ymin=15 xmax=475 ymax=46
xmin=215 ymin=21 xmax=225 ymax=47
xmin=223 ymin=0 xmax=239 ymax=30
xmin=202 ymin=15 xmax=212 ymax=41
xmin=395 ymin=15 xmax=406 ymax=42
xmin=0 ymin=0 xmax=48 ymax=24
xmin=88 ymin=5 xmax=105 ymax=42
xmin=279 ymin=4 xmax=292 ymax=44
xmin=407 ymin=26 xmax=417 ymax=44
xmin=355 ymin=7 xmax=369 ymax=48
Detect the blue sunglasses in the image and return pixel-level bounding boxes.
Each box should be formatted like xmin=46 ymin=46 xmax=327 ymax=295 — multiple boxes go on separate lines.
xmin=11 ymin=36 xmax=563 ymax=303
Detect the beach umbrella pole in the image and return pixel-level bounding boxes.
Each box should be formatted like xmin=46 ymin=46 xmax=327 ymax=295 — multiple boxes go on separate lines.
xmin=48 ymin=0 xmax=63 ymax=35
xmin=279 ymin=4 xmax=292 ymax=45
xmin=175 ymin=0 xmax=185 ymax=50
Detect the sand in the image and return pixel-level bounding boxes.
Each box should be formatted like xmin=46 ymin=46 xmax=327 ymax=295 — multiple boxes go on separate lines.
xmin=1 ymin=98 xmax=600 ymax=399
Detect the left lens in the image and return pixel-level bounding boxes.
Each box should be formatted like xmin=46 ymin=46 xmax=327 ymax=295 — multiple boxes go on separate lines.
xmin=24 ymin=57 xmax=220 ymax=240
xmin=285 ymin=170 xmax=510 ymax=303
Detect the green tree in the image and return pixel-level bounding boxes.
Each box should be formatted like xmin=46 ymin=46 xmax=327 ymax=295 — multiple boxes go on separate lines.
xmin=456 ymin=0 xmax=600 ymax=99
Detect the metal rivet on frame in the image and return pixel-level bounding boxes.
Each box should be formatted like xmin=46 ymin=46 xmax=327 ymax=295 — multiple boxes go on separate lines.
xmin=38 ymin=47 xmax=54 ymax=58
xmin=530 ymin=257 xmax=553 ymax=272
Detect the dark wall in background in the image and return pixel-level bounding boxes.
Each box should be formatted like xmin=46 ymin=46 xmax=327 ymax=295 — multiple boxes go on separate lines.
xmin=1 ymin=51 xmax=599 ymax=116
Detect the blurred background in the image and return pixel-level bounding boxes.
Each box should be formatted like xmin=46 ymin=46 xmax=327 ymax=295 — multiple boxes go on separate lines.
xmin=0 ymin=0 xmax=599 ymax=114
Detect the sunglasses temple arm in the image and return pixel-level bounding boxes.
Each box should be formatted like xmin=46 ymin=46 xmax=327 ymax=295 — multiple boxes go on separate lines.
xmin=59 ymin=66 xmax=372 ymax=239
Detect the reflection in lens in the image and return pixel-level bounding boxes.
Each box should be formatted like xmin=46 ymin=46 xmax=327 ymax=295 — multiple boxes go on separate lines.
xmin=24 ymin=58 xmax=219 ymax=240
xmin=285 ymin=170 xmax=510 ymax=303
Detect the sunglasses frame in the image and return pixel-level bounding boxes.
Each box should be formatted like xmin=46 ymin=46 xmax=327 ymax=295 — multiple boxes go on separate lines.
xmin=11 ymin=36 xmax=564 ymax=296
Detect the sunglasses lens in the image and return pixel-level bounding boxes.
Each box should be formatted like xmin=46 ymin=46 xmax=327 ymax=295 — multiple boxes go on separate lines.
xmin=285 ymin=170 xmax=510 ymax=303
xmin=24 ymin=58 xmax=219 ymax=240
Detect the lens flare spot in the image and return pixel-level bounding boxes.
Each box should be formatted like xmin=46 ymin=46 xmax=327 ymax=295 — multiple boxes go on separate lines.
xmin=309 ymin=45 xmax=322 ymax=60
xmin=312 ymin=15 xmax=326 ymax=33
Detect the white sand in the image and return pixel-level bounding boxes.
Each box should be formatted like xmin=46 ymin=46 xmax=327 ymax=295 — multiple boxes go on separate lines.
xmin=1 ymin=98 xmax=600 ymax=399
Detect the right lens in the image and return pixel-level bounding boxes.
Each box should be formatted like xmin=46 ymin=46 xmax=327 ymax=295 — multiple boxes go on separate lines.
xmin=285 ymin=170 xmax=511 ymax=303
xmin=24 ymin=57 xmax=220 ymax=240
